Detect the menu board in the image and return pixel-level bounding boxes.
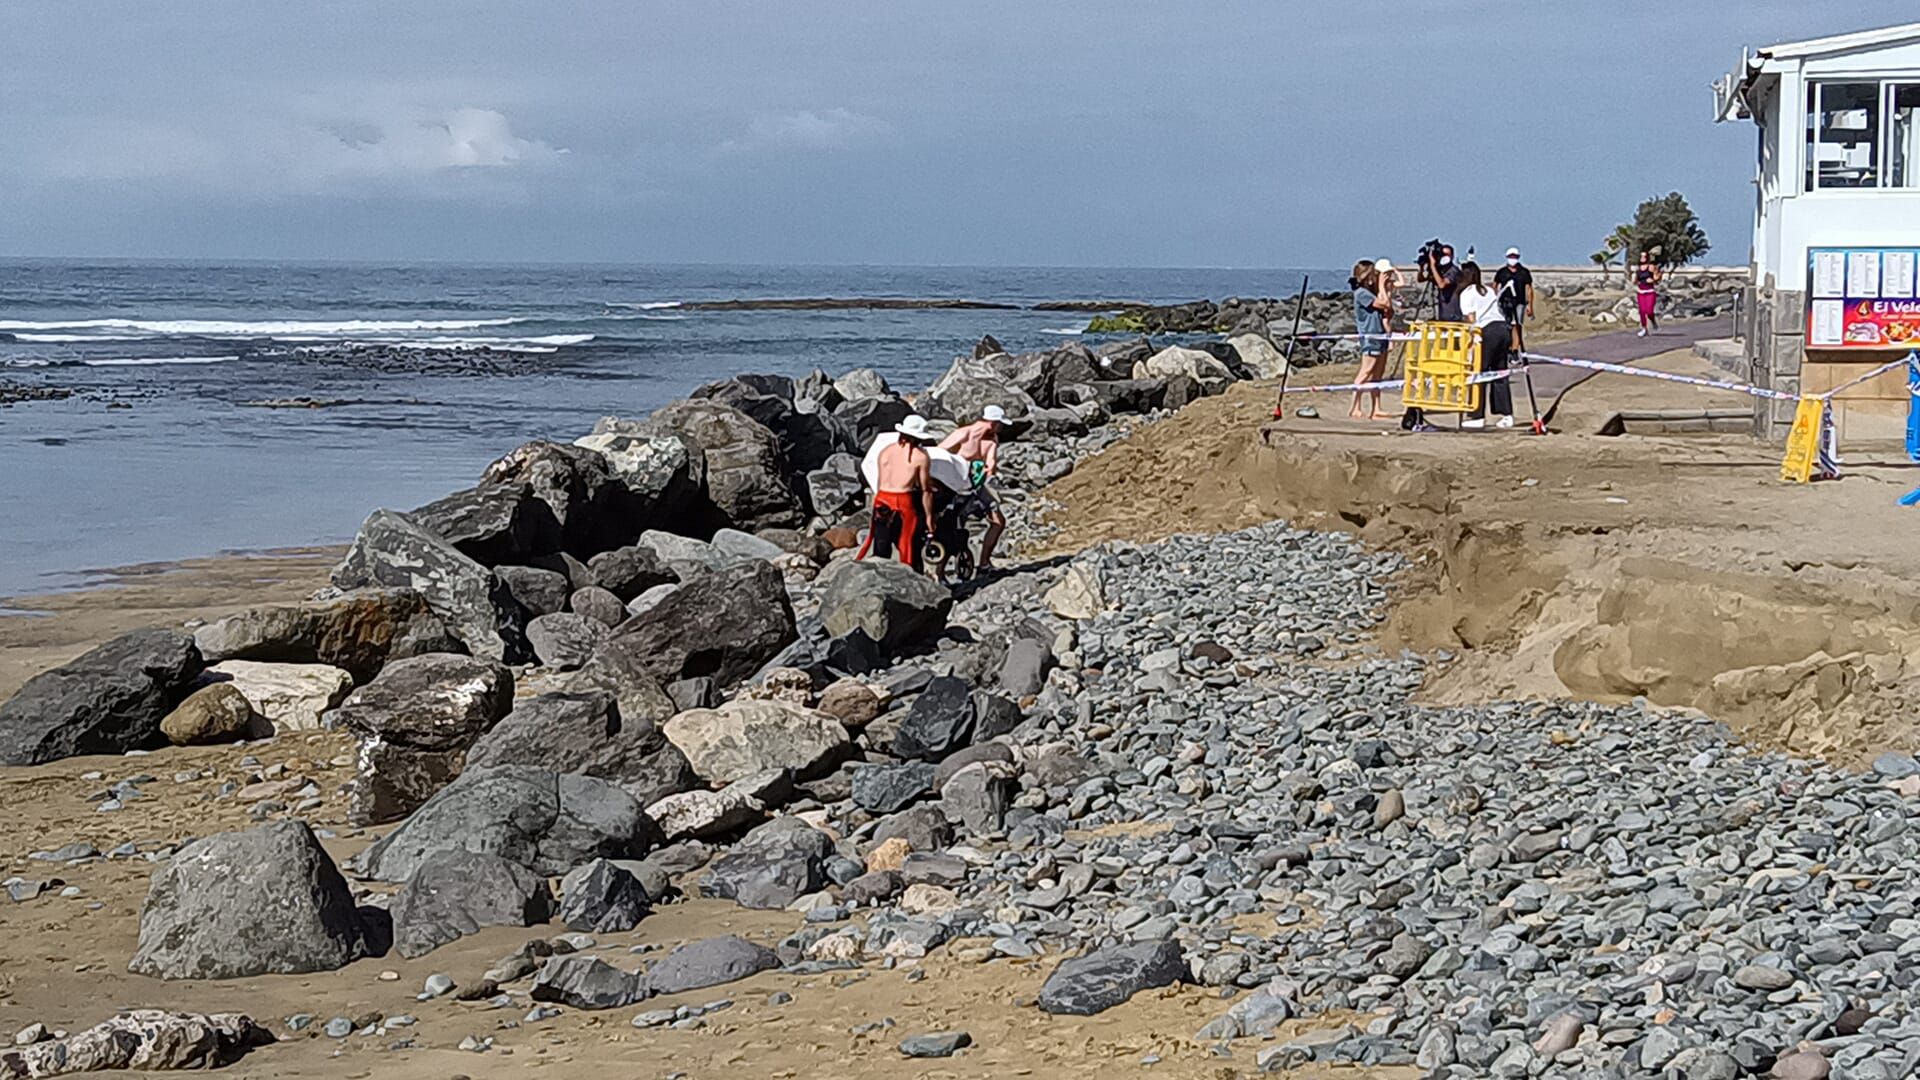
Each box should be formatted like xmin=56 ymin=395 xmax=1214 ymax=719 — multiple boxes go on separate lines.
xmin=1806 ymin=248 xmax=1920 ymax=348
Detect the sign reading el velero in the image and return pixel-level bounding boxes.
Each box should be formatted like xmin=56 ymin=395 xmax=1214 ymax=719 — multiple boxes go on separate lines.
xmin=1807 ymin=248 xmax=1920 ymax=349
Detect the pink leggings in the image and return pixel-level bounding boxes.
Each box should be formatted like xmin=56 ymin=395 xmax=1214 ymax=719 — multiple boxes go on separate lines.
xmin=1636 ymin=289 xmax=1657 ymax=323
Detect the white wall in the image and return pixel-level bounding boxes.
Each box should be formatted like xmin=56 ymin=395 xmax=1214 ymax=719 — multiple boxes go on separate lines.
xmin=1752 ymin=41 xmax=1920 ymax=291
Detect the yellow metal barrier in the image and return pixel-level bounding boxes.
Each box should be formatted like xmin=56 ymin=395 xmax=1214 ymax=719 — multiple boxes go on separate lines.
xmin=1399 ymin=321 xmax=1483 ymax=413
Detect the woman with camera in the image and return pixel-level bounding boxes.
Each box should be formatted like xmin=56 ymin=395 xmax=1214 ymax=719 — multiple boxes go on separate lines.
xmin=1349 ymin=258 xmax=1395 ymax=420
xmin=1457 ymin=261 xmax=1514 ymax=429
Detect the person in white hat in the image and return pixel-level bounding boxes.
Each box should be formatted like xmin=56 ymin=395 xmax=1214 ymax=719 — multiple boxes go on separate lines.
xmin=1495 ymin=247 xmax=1535 ymax=343
xmin=1348 ymin=259 xmax=1396 ymax=420
xmin=856 ymin=414 xmax=936 ymax=569
xmin=938 ymin=403 xmax=1011 ymax=571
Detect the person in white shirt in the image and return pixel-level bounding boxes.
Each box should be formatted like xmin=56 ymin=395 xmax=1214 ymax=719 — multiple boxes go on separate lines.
xmin=1456 ymin=261 xmax=1514 ymax=429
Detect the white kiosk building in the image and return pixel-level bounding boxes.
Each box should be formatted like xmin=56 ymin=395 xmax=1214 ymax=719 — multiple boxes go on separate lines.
xmin=1714 ymin=21 xmax=1920 ymax=437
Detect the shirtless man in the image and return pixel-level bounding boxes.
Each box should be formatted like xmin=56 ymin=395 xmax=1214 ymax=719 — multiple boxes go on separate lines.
xmin=938 ymin=404 xmax=1008 ymax=570
xmin=858 ymin=415 xmax=937 ymax=570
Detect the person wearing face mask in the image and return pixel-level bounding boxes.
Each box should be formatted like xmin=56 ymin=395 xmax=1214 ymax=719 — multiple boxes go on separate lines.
xmin=1423 ymin=243 xmax=1465 ymax=322
xmin=1494 ymin=247 xmax=1535 ymax=348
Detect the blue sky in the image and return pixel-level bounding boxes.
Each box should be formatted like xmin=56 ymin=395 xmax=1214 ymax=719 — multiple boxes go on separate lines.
xmin=2 ymin=2 xmax=1915 ymax=268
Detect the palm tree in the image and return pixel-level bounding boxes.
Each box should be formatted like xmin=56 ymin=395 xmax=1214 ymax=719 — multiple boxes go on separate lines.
xmin=1591 ymin=225 xmax=1634 ymax=283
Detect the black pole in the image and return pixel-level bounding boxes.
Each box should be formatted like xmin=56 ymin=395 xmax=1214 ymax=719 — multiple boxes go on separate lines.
xmin=1513 ymin=317 xmax=1546 ymax=434
xmin=1272 ymin=272 xmax=1311 ymax=419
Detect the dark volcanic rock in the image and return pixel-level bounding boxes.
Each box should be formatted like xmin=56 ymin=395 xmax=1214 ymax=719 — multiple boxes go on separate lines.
xmin=643 ymin=935 xmax=779 ymax=995
xmin=495 ymin=565 xmax=571 ymax=618
xmin=480 ymin=439 xmax=631 ymax=556
xmin=833 ymin=394 xmax=914 ymax=448
xmin=129 ymin=820 xmax=371 ymax=979
xmin=588 ymin=544 xmax=676 ymax=601
xmin=331 ymin=509 xmax=530 ymax=663
xmin=464 ymin=691 xmax=695 ymax=806
xmin=191 ymin=589 xmax=449 ymax=682
xmin=851 ymin=761 xmax=938 ymax=814
xmin=0 ymin=629 xmax=202 ymax=766
xmin=390 ymin=850 xmax=554 ymax=959
xmin=642 ymin=399 xmax=803 ymax=532
xmin=331 ymin=653 xmax=514 ymax=826
xmin=1037 ymin=941 xmax=1189 ymax=1016
xmin=530 ymin=956 xmax=644 ymax=1010
xmin=557 ymin=858 xmax=651 ymax=933
xmin=595 ymin=559 xmax=796 ymax=687
xmin=816 ymin=559 xmax=953 ymax=655
xmin=410 ymin=481 xmax=562 ymax=566
xmin=891 ymin=676 xmax=978 ymax=762
xmin=699 ymin=817 xmax=832 ymax=910
xmin=354 ymin=765 xmax=658 ymax=883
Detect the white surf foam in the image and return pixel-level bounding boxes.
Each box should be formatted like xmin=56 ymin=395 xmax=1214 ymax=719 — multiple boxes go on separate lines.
xmin=0 ymin=317 xmax=529 ymax=335
xmin=1039 ymin=326 xmax=1085 ymax=335
xmin=82 ymin=355 xmax=238 ymax=367
xmin=609 ymin=301 xmax=683 ymax=310
xmin=11 ymin=333 xmax=147 ymax=343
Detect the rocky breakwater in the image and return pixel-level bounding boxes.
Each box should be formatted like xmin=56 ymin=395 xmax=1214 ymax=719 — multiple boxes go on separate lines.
xmin=5 ymin=323 xmax=1887 ymax=1078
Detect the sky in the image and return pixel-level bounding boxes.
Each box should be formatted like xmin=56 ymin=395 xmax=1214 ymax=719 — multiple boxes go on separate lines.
xmin=2 ymin=1 xmax=1916 ymax=269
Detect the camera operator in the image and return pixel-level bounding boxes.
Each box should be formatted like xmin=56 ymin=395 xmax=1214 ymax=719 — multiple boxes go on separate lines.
xmin=1420 ymin=241 xmax=1465 ymax=322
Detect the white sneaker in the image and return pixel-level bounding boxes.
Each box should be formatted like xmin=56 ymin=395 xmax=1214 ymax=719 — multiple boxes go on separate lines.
xmin=1637 ymin=328 xmax=1647 ymax=337
xmin=1461 ymin=417 xmax=1486 ymax=429
xmin=1495 ymin=415 xmax=1515 ymax=429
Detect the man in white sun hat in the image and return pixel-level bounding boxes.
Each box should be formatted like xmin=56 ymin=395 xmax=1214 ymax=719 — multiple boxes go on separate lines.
xmin=939 ymin=403 xmax=1010 ymax=570
xmin=857 ymin=414 xmax=936 ymax=569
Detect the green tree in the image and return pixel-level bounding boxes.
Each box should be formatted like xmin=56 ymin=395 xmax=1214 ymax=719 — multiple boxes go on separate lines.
xmin=1628 ymin=192 xmax=1710 ymax=269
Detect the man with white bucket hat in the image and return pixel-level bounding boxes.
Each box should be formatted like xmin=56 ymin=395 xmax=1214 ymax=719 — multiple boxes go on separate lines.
xmin=939 ymin=404 xmax=1010 ymax=571
xmin=857 ymin=414 xmax=937 ymax=569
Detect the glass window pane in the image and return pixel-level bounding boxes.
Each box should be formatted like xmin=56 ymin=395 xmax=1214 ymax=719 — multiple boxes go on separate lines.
xmin=1891 ymin=84 xmax=1920 ymax=188
xmin=1810 ymin=82 xmax=1881 ymax=189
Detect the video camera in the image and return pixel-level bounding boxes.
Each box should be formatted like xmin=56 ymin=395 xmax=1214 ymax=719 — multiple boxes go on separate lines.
xmin=1414 ymin=238 xmax=1446 ymax=281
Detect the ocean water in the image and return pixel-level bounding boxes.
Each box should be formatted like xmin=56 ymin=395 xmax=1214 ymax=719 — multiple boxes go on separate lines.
xmin=0 ymin=261 xmax=1337 ymax=596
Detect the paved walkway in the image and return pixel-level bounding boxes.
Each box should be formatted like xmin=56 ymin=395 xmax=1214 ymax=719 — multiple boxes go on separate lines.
xmin=1519 ymin=317 xmax=1734 ymax=424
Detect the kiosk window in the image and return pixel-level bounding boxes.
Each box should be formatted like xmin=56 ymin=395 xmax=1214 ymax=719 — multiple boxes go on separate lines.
xmin=1892 ymin=84 xmax=1920 ymax=189
xmin=1807 ymin=82 xmax=1881 ymax=190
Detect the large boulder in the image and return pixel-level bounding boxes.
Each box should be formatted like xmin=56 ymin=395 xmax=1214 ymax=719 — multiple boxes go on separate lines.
xmin=409 ymin=481 xmax=562 ymax=566
xmin=526 ymin=612 xmax=610 ymax=670
xmin=805 ymin=453 xmax=865 ymax=521
xmin=694 ymin=375 xmax=847 ymax=476
xmin=1227 ymin=333 xmax=1289 ymax=380
xmin=530 ymin=956 xmax=645 ymax=1010
xmin=1038 ymin=941 xmax=1189 ymax=1016
xmin=571 ymin=422 xmax=704 ymax=523
xmin=833 ymin=367 xmax=891 ymax=402
xmin=354 ymin=765 xmax=659 ymax=883
xmin=1133 ymin=346 xmax=1235 ymax=393
xmin=0 ymin=1011 xmax=273 ymax=1075
xmin=557 ymin=858 xmax=651 ymax=933
xmin=892 ymin=676 xmax=980 ymax=762
xmin=662 ymin=699 xmax=849 ymax=787
xmin=921 ymin=356 xmax=1037 ymax=422
xmin=816 ymin=559 xmax=952 ymax=655
xmin=191 ymin=589 xmax=450 ymax=682
xmin=0 ymin=629 xmax=202 ymax=766
xmin=643 ymin=399 xmax=803 ymax=532
xmin=464 ymin=691 xmax=697 ymax=807
xmin=129 ymin=820 xmax=371 ymax=980
xmin=643 ymin=935 xmax=779 ymax=995
xmin=159 ymin=683 xmax=258 ymax=746
xmin=480 ymin=440 xmax=630 ymax=556
xmin=495 ymin=564 xmax=571 ymax=617
xmin=699 ymin=816 xmax=833 ymax=910
xmin=329 ymin=653 xmax=514 ymax=826
xmin=390 ymin=850 xmax=554 ymax=959
xmin=595 ymin=559 xmax=796 ymax=688
xmin=331 ymin=510 xmax=530 ymax=663
xmin=833 ymin=394 xmax=914 ymax=448
xmin=204 ymin=660 xmax=353 ymax=732
xmin=1056 ymin=377 xmax=1166 ymax=416
xmin=587 ymin=544 xmax=675 ymax=601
